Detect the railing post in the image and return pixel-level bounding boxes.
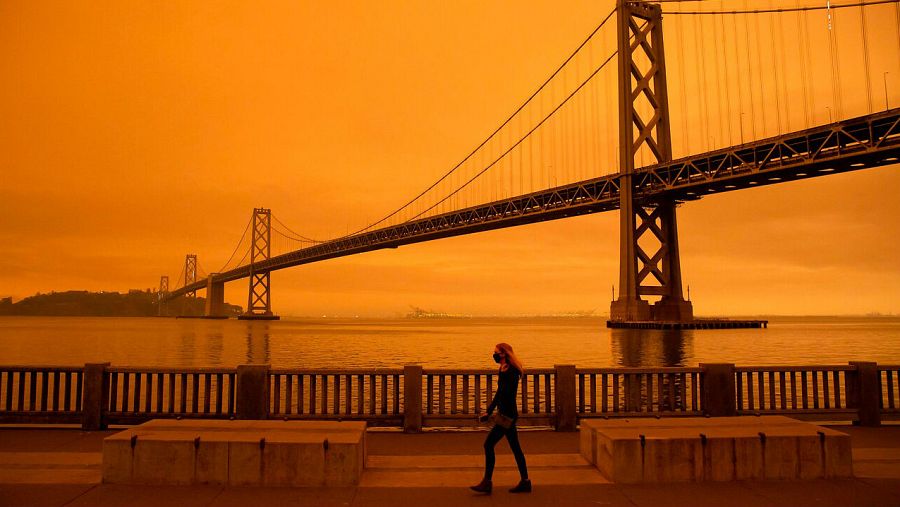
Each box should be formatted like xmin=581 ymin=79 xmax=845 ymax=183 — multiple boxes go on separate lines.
xmin=625 ymin=373 xmax=642 ymax=412
xmin=236 ymin=364 xmax=269 ymax=420
xmin=847 ymin=361 xmax=881 ymax=427
xmin=81 ymin=362 xmax=110 ymax=431
xmin=700 ymin=363 xmax=736 ymax=417
xmin=403 ymin=365 xmax=423 ymax=433
xmin=554 ymin=365 xmax=577 ymax=431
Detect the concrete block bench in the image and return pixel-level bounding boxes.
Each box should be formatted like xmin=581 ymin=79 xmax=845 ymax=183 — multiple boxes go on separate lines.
xmin=102 ymin=419 xmax=366 ymax=486
xmin=579 ymin=416 xmax=852 ymax=483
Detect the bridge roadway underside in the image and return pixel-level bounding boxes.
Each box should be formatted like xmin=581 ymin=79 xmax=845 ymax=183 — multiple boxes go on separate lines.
xmin=167 ymin=108 xmax=900 ymax=299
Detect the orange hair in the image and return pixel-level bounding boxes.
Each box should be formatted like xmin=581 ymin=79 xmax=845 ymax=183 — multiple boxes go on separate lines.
xmin=496 ymin=342 xmax=524 ymax=374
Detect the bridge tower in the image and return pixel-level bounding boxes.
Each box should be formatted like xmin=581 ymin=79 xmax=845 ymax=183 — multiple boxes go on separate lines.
xmin=239 ymin=208 xmax=279 ymax=320
xmin=184 ymin=254 xmax=198 ymax=297
xmin=157 ymin=275 xmax=169 ymax=317
xmin=609 ymin=1 xmax=693 ymax=322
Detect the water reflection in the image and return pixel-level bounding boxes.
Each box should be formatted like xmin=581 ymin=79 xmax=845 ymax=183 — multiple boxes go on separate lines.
xmin=3 ymin=316 xmax=900 ymax=368
xmin=610 ymin=329 xmax=692 ymax=367
xmin=179 ymin=325 xmax=197 ymax=365
xmin=206 ymin=323 xmax=224 ymax=365
xmin=245 ymin=322 xmax=270 ymax=364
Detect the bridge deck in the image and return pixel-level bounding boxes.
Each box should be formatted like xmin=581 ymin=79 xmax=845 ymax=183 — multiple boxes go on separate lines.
xmin=168 ymin=108 xmax=900 ymax=299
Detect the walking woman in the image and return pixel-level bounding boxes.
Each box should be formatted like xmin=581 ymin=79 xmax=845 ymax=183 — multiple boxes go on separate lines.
xmin=470 ymin=342 xmax=531 ymax=494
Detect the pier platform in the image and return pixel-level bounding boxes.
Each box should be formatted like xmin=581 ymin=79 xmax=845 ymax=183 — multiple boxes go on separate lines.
xmin=607 ymin=319 xmax=768 ymax=330
xmin=2 ymin=424 xmax=899 ymax=506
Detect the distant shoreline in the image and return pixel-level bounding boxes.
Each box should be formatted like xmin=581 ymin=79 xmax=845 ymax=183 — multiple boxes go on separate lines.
xmin=0 ymin=290 xmax=241 ymax=317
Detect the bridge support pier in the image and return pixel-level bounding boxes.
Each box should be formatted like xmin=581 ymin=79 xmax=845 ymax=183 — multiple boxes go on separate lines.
xmin=203 ymin=275 xmax=228 ymax=319
xmin=609 ymin=1 xmax=692 ymax=323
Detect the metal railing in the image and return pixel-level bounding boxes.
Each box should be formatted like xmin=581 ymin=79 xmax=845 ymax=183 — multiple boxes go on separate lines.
xmin=880 ymin=365 xmax=900 ymax=415
xmin=0 ymin=361 xmax=893 ymax=430
xmin=421 ymin=368 xmax=556 ymax=426
xmin=0 ymin=366 xmax=83 ymax=424
xmin=106 ymin=367 xmax=236 ymax=424
xmin=576 ymin=367 xmax=703 ymax=416
xmin=268 ymin=369 xmax=403 ymax=425
xmin=735 ymin=365 xmax=856 ymax=420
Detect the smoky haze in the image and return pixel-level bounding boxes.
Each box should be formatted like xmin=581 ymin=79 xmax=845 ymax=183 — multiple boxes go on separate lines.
xmin=1 ymin=1 xmax=898 ymax=316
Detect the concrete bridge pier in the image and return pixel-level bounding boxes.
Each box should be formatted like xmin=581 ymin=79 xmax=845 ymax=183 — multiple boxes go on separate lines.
xmin=203 ymin=275 xmax=228 ymax=319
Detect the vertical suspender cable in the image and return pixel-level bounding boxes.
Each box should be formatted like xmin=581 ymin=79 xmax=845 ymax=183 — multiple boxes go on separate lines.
xmin=551 ymin=79 xmax=558 ymax=187
xmin=588 ymin=39 xmax=603 ymax=177
xmin=528 ymin=102 xmax=534 ymax=192
xmin=753 ymin=12 xmax=768 ymax=136
xmin=827 ymin=3 xmax=844 ymax=119
xmin=775 ymin=7 xmax=792 ymax=132
xmin=581 ymin=58 xmax=590 ymax=180
xmin=696 ymin=16 xmax=713 ymax=149
xmin=589 ymin=40 xmax=600 ymax=175
xmin=895 ymin=1 xmax=900 ymax=57
xmin=717 ymin=7 xmax=735 ymax=146
xmin=730 ymin=9 xmax=744 ymax=143
xmin=560 ymin=68 xmax=568 ymax=184
xmin=859 ymin=4 xmax=874 ymax=113
xmin=600 ymin=28 xmax=611 ymax=173
xmin=796 ymin=0 xmax=812 ymax=128
xmin=769 ymin=12 xmax=784 ymax=134
xmin=675 ymin=12 xmax=690 ymax=155
xmin=518 ymin=110 xmax=523 ymax=196
xmin=710 ymin=14 xmax=725 ymax=147
xmin=744 ymin=1 xmax=757 ymax=140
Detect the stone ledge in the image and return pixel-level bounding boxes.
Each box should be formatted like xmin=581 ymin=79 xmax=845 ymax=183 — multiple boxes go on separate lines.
xmin=580 ymin=416 xmax=852 ymax=483
xmin=102 ymin=419 xmax=366 ymax=487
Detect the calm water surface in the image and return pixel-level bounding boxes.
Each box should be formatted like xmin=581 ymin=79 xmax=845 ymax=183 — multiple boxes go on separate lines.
xmin=0 ymin=316 xmax=898 ymax=368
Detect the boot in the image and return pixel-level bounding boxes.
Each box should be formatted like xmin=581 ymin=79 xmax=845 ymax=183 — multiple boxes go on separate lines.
xmin=469 ymin=478 xmax=492 ymax=494
xmin=509 ymin=479 xmax=532 ymax=493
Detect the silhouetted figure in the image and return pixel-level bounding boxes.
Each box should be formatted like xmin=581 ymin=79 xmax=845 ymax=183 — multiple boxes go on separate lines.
xmin=470 ymin=342 xmax=531 ymax=494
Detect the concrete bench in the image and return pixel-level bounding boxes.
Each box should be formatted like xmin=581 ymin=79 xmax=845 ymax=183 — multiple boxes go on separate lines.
xmin=579 ymin=416 xmax=852 ymax=483
xmin=102 ymin=419 xmax=366 ymax=486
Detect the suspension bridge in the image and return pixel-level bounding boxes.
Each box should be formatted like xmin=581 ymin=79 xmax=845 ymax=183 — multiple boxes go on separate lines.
xmin=157 ymin=0 xmax=900 ymax=324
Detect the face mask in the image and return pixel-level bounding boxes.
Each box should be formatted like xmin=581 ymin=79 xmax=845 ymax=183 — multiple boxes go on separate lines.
xmin=492 ymin=353 xmax=502 ymax=363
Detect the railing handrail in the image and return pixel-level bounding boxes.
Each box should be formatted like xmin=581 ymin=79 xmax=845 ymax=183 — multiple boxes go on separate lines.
xmin=0 ymin=365 xmax=84 ymax=372
xmin=576 ymin=367 xmax=702 ymax=374
xmin=107 ymin=366 xmax=236 ymax=374
xmin=422 ymin=368 xmax=555 ymax=375
xmin=734 ymin=365 xmax=856 ymax=372
xmin=0 ymin=364 xmax=872 ymax=373
xmin=1 ymin=361 xmax=895 ymax=431
xmin=269 ymin=368 xmax=403 ymax=375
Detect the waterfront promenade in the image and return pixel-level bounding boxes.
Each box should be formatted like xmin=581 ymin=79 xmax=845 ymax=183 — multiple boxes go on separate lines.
xmin=1 ymin=424 xmax=899 ymax=507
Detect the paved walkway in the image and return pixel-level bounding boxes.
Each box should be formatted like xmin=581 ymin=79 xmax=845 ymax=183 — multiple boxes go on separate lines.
xmin=1 ymin=425 xmax=899 ymax=506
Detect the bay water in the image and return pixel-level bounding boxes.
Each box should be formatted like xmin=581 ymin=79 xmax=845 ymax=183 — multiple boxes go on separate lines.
xmin=1 ymin=316 xmax=898 ymax=369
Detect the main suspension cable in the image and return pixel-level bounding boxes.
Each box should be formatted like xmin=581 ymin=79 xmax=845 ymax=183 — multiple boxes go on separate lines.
xmin=342 ymin=7 xmax=617 ymax=237
xmin=665 ymin=0 xmax=897 ymax=15
xmin=216 ymin=216 xmax=252 ymax=273
xmin=402 ymin=50 xmax=619 ymax=224
xmin=272 ymin=214 xmax=322 ymax=243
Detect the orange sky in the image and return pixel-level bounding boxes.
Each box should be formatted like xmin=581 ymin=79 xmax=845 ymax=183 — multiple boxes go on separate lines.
xmin=1 ymin=1 xmax=899 ymax=316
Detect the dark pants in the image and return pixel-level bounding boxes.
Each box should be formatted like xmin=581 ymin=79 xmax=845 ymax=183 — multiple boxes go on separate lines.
xmin=482 ymin=422 xmax=528 ymax=481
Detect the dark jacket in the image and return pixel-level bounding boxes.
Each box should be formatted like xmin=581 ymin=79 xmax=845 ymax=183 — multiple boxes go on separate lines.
xmin=487 ymin=365 xmax=521 ymax=420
